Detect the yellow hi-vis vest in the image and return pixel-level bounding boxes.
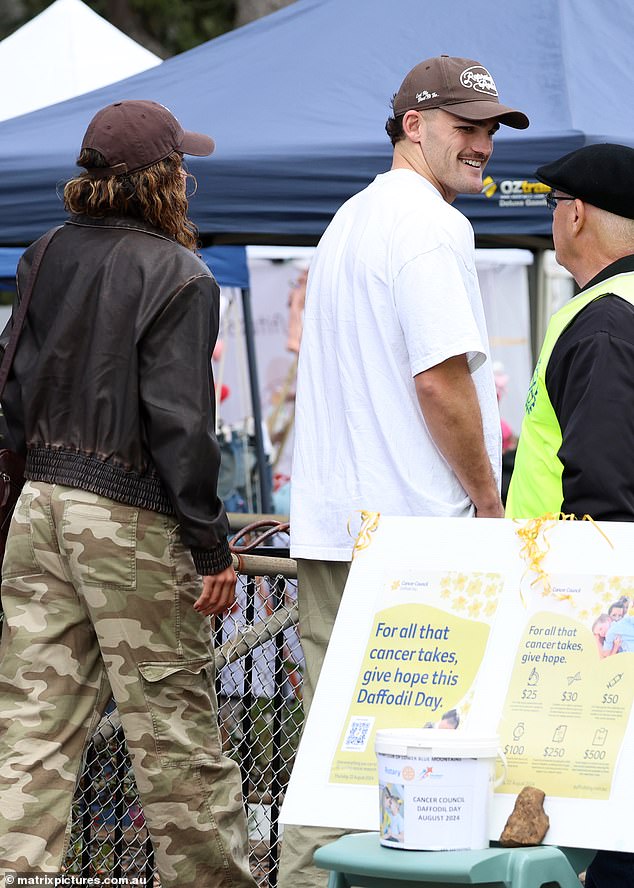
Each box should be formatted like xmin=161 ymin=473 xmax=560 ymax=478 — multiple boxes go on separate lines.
xmin=506 ymin=272 xmax=634 ymax=519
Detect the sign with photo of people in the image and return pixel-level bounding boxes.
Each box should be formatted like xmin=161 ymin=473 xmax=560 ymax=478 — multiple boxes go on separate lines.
xmin=281 ymin=515 xmax=634 ymax=853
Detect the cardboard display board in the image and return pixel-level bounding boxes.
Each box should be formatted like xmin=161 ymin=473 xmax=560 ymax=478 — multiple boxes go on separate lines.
xmin=280 ymin=516 xmax=634 ymax=852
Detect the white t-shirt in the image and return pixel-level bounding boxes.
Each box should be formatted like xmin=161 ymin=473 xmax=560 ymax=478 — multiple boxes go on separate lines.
xmin=290 ymin=169 xmax=501 ymax=561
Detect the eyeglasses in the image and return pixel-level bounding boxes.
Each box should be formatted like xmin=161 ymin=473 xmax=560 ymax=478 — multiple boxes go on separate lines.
xmin=545 ymin=192 xmax=575 ymax=211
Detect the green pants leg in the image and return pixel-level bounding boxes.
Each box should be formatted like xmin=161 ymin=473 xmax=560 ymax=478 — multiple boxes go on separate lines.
xmin=277 ymin=558 xmax=351 ymax=888
xmin=0 ymin=482 xmax=255 ymax=887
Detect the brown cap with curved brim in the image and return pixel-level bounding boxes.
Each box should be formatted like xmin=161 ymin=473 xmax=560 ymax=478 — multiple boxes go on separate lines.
xmin=393 ymin=55 xmax=529 ymax=130
xmin=80 ymin=99 xmax=215 ymax=177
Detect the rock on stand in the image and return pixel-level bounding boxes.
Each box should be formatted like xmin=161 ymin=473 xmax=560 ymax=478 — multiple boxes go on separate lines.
xmin=499 ymin=786 xmax=550 ymax=846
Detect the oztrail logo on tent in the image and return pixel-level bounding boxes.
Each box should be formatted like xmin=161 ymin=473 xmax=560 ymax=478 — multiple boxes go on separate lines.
xmin=481 ymin=177 xmax=550 ymax=207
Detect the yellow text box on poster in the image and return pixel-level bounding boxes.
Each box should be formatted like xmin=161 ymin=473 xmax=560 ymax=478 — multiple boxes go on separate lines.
xmin=498 ymin=611 xmax=634 ymax=798
xmin=330 ymin=602 xmax=491 ymax=785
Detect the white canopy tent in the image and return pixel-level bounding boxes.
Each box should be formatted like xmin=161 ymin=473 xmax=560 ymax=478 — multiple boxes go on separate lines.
xmin=0 ymin=0 xmax=161 ymax=122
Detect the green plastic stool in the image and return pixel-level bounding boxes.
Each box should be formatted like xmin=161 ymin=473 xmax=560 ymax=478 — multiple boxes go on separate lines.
xmin=313 ymin=832 xmax=595 ymax=888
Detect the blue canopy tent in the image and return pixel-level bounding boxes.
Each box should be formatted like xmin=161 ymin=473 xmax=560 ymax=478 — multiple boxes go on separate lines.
xmin=0 ymin=0 xmax=631 ymax=511
xmin=0 ymin=249 xmax=24 ymax=289
xmin=0 ymin=0 xmax=631 ymax=247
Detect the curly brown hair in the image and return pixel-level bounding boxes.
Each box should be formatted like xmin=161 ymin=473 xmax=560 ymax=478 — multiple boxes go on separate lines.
xmin=63 ymin=149 xmax=199 ymax=251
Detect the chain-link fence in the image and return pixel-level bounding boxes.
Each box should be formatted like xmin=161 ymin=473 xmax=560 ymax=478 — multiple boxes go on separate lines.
xmin=1 ymin=536 xmax=303 ymax=887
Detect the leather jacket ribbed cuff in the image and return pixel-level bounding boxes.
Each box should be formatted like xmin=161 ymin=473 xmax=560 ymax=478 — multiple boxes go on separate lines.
xmin=191 ymin=537 xmax=233 ymax=575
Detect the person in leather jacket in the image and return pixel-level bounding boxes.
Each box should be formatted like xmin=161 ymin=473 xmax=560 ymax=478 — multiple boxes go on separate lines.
xmin=0 ymin=100 xmax=257 ymax=887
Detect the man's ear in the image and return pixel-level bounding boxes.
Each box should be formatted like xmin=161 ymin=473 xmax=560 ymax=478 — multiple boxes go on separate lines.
xmin=402 ymin=110 xmax=423 ymax=143
xmin=571 ymin=199 xmax=586 ymax=237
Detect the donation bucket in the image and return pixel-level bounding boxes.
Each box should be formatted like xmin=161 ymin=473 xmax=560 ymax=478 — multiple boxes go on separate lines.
xmin=375 ymin=728 xmax=503 ymax=851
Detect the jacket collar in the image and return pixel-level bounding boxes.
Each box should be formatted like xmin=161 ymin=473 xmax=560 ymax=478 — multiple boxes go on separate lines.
xmin=66 ymin=214 xmax=175 ymax=242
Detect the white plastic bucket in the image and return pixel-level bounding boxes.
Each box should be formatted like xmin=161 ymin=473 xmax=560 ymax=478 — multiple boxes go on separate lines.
xmin=375 ymin=728 xmax=504 ymax=851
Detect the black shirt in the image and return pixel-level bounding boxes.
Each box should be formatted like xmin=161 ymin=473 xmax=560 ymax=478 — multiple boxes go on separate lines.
xmin=545 ymin=255 xmax=634 ymax=520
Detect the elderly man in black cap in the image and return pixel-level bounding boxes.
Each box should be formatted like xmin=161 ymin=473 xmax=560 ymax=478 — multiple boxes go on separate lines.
xmin=507 ymin=143 xmax=634 ymax=886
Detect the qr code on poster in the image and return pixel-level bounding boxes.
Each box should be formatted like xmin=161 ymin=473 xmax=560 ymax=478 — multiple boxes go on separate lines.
xmin=341 ymin=716 xmax=375 ymax=752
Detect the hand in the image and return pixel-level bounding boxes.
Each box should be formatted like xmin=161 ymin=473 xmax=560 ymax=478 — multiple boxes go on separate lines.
xmin=194 ymin=565 xmax=237 ymax=616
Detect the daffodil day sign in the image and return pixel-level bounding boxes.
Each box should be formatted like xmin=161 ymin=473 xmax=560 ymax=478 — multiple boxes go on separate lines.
xmin=281 ymin=516 xmax=634 ymax=853
xmin=498 ymin=599 xmax=634 ymax=801
xmin=330 ymin=587 xmax=500 ymax=785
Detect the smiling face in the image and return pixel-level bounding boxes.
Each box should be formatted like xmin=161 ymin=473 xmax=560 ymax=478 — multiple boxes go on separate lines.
xmin=417 ymin=109 xmax=499 ymax=202
xmin=595 ymin=620 xmax=609 ymax=639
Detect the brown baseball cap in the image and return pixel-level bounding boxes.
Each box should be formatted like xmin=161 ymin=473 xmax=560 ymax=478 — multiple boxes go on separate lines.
xmin=393 ymin=55 xmax=529 ymax=129
xmin=80 ymin=99 xmax=215 ymax=177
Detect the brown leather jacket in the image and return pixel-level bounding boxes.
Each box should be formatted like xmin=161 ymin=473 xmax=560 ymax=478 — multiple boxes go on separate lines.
xmin=1 ymin=214 xmax=231 ymax=574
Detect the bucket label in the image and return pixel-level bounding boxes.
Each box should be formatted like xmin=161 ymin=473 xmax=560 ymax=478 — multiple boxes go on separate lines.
xmin=379 ymin=755 xmax=490 ymax=850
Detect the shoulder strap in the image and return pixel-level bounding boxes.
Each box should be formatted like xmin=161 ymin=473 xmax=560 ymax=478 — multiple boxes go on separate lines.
xmin=0 ymin=225 xmax=62 ymax=398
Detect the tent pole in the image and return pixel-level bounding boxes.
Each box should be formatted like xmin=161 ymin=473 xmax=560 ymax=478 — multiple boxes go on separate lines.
xmin=240 ymin=286 xmax=273 ymax=514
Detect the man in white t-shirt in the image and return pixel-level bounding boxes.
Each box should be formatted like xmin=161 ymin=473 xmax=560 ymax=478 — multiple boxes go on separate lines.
xmin=280 ymin=55 xmax=529 ymax=887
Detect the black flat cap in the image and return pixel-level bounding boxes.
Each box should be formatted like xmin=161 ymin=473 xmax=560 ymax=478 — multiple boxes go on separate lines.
xmin=536 ymin=143 xmax=634 ymax=220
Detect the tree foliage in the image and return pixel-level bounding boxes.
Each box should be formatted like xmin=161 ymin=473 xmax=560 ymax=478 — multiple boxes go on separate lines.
xmin=0 ymin=0 xmax=295 ymax=58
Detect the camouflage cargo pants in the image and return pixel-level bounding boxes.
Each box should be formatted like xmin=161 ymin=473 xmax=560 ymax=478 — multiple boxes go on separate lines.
xmin=277 ymin=559 xmax=351 ymax=888
xmin=0 ymin=482 xmax=256 ymax=888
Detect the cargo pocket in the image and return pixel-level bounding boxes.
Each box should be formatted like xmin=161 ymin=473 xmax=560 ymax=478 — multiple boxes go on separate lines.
xmin=62 ymin=502 xmax=137 ymax=590
xmin=138 ymin=657 xmax=222 ymax=766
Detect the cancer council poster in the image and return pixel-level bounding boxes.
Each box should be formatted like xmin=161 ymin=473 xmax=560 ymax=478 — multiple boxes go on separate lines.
xmin=280 ymin=515 xmax=634 ymax=852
